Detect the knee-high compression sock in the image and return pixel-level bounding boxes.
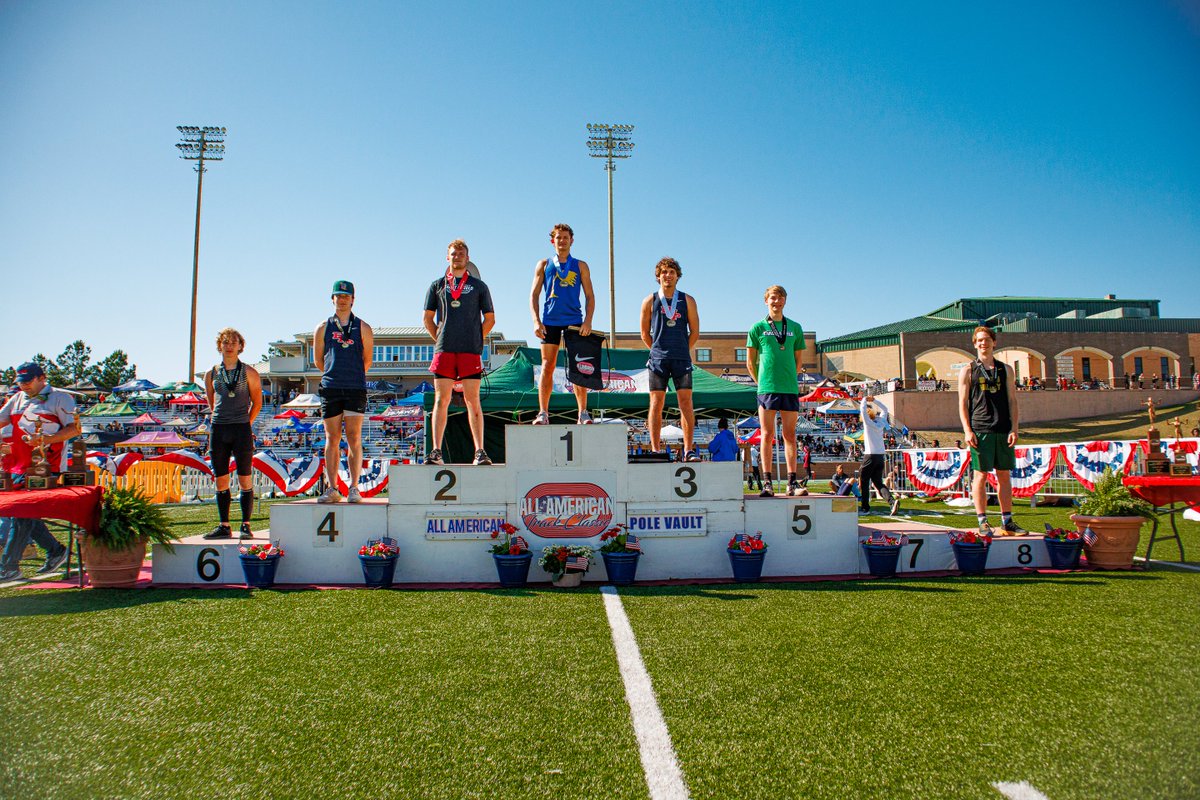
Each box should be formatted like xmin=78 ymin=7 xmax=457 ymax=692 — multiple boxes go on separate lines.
xmin=240 ymin=489 xmax=254 ymax=522
xmin=216 ymin=489 xmax=232 ymax=524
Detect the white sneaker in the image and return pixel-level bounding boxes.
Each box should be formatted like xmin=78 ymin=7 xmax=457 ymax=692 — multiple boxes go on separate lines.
xmin=532 ymin=412 xmax=550 ymax=425
xmin=577 ymin=410 xmax=593 ymax=424
xmin=317 ymin=488 xmax=343 ymax=504
xmin=347 ymin=488 xmax=363 ymax=504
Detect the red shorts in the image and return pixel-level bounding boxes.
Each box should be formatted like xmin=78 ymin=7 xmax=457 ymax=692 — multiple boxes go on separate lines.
xmin=430 ymin=352 xmax=483 ymax=381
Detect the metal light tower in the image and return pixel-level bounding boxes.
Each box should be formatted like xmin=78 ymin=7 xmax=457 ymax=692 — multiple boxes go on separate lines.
xmin=176 ymin=125 xmax=226 ymax=381
xmin=586 ymin=123 xmax=634 ymax=347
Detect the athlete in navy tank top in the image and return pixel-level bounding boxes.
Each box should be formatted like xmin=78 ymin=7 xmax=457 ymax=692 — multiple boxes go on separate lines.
xmin=639 ymin=257 xmax=702 ymax=462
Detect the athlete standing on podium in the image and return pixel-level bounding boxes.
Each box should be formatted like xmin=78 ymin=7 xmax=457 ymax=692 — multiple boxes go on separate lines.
xmin=640 ymin=257 xmax=701 ymax=462
xmin=746 ymin=285 xmax=807 ymax=497
xmin=424 ymin=239 xmax=496 ymax=466
xmin=203 ymin=328 xmax=264 ymax=537
xmin=313 ymin=280 xmax=373 ymax=504
xmin=529 ymin=223 xmax=596 ymax=425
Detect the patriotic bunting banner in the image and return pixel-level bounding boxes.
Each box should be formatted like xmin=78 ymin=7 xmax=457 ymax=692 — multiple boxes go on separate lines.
xmin=986 ymin=444 xmax=1058 ymax=497
xmin=902 ymin=449 xmax=970 ymax=495
xmin=110 ymin=452 xmax=144 ymax=477
xmin=86 ymin=451 xmax=111 ymax=473
xmin=336 ymin=458 xmax=396 ymax=498
xmin=1060 ymin=440 xmax=1133 ymax=490
xmin=1162 ymin=438 xmax=1200 ymax=470
xmin=146 ymin=449 xmax=214 ymax=476
xmin=252 ymin=451 xmax=324 ymax=496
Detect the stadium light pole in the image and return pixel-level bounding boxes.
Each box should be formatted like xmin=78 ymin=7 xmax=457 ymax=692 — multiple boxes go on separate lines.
xmin=586 ymin=123 xmax=634 ymax=347
xmin=176 ymin=125 xmax=226 ymax=382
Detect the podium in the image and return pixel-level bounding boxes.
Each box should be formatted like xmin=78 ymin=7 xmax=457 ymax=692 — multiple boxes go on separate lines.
xmin=153 ymin=424 xmax=1047 ymax=585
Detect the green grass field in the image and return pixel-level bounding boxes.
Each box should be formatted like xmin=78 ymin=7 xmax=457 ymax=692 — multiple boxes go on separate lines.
xmin=1 ymin=499 xmax=1198 ymax=799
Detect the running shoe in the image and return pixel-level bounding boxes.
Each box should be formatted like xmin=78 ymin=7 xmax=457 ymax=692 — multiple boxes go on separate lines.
xmin=203 ymin=525 xmax=233 ymax=540
xmin=532 ymin=412 xmax=550 ymax=425
xmin=239 ymin=523 xmax=254 ymax=540
xmin=0 ymin=569 xmax=22 ymax=583
xmin=425 ymin=449 xmax=444 ymax=466
xmin=889 ymin=496 xmax=901 ymax=515
xmin=37 ymin=546 xmax=69 ymax=574
xmin=577 ymin=410 xmax=593 ymax=424
xmin=684 ymin=450 xmax=701 ymax=462
xmin=1001 ymin=519 xmax=1027 ymax=535
xmin=347 ymin=488 xmax=363 ymax=504
xmin=316 ymin=488 xmax=343 ymax=504
xmin=857 ymin=507 xmax=871 ymax=515
xmin=978 ymin=520 xmax=994 ymax=537
xmin=473 ymin=450 xmax=493 ymax=466
xmin=759 ymin=485 xmax=774 ymax=498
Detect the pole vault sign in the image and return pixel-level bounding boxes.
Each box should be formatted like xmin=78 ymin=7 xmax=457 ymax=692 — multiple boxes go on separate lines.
xmin=517 ymin=470 xmax=617 ymax=539
xmin=625 ymin=508 xmax=707 ymax=537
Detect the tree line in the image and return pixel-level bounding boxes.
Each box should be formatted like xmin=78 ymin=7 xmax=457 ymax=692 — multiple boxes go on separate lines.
xmin=3 ymin=340 xmax=137 ymax=391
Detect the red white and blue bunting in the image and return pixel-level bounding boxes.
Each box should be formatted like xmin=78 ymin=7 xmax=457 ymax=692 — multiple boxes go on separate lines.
xmin=336 ymin=458 xmax=397 ymax=499
xmin=986 ymin=444 xmax=1058 ymax=498
xmin=146 ymin=449 xmax=214 ymax=476
xmin=1060 ymin=440 xmax=1133 ymax=491
xmin=902 ymin=449 xmax=970 ymax=495
xmin=252 ymin=451 xmax=325 ymax=496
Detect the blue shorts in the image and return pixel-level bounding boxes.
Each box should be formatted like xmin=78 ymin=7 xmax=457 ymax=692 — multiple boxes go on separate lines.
xmin=757 ymin=393 xmax=800 ymax=412
xmin=648 ymin=358 xmax=693 ymax=391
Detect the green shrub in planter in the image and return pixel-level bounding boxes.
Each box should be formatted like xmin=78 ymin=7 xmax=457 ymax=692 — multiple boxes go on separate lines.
xmin=96 ymin=485 xmax=179 ymax=553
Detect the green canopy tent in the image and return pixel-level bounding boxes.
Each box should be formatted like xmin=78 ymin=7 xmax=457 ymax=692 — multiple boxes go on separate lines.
xmin=424 ymin=347 xmax=759 ymax=463
xmin=81 ymin=400 xmax=138 ymax=417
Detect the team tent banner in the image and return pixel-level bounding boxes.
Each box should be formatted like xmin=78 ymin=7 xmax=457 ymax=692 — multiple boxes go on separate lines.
xmin=1060 ymin=440 xmax=1134 ymax=490
xmin=985 ymin=444 xmax=1058 ymax=497
xmin=902 ymin=449 xmax=970 ymax=495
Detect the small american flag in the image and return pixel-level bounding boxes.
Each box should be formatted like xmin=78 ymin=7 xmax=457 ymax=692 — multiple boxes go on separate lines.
xmin=512 ymin=535 xmax=529 ymax=550
xmin=565 ymin=555 xmax=589 ymax=572
xmin=899 ymin=534 xmax=909 ymax=546
xmin=1044 ymin=522 xmax=1054 ymax=534
xmin=1083 ymin=527 xmax=1097 ymax=546
xmin=624 ymin=534 xmax=642 ymax=553
xmin=732 ymin=533 xmax=749 ymax=545
xmin=870 ymin=531 xmax=885 ymax=544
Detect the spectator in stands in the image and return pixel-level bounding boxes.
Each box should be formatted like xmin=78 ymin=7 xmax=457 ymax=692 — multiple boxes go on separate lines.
xmin=958 ymin=325 xmax=1024 ymax=536
xmin=313 ymin=280 xmax=374 ymax=503
xmin=707 ymin=417 xmax=738 ymax=462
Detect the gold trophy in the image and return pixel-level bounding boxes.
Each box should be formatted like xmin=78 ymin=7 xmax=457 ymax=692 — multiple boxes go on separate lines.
xmin=1143 ymin=398 xmax=1170 ymax=476
xmin=60 ymin=412 xmax=93 ymax=486
xmin=25 ymin=420 xmax=57 ymax=490
xmin=1168 ymin=417 xmax=1192 ymax=477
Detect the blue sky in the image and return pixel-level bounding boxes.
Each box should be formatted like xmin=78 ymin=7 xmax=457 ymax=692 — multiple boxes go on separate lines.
xmin=2 ymin=0 xmax=1197 ymax=381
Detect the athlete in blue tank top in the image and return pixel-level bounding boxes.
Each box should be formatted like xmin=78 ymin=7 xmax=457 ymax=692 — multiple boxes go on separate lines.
xmin=528 ymin=223 xmax=596 ymax=425
xmin=312 ymin=280 xmax=374 ymax=504
xmin=639 ymin=257 xmax=702 ymax=461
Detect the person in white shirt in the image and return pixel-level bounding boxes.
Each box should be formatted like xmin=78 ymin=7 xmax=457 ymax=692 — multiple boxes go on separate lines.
xmin=859 ymin=395 xmax=900 ymax=516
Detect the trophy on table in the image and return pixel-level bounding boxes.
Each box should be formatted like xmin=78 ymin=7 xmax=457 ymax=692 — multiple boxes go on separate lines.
xmin=1143 ymin=398 xmax=1170 ymax=476
xmin=25 ymin=420 xmax=58 ymax=490
xmin=60 ymin=411 xmax=93 ymax=486
xmin=1167 ymin=416 xmax=1193 ymax=477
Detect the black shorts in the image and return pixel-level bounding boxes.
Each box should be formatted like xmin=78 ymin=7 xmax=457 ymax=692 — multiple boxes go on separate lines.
xmin=319 ymin=387 xmax=367 ymax=419
xmin=540 ymin=324 xmax=575 ymax=347
xmin=210 ymin=422 xmax=255 ymax=477
xmin=757 ymin=393 xmax=800 ymax=412
xmin=648 ymin=358 xmax=694 ymax=391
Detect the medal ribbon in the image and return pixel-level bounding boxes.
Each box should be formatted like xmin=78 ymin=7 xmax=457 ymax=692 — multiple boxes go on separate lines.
xmin=218 ymin=361 xmax=243 ymax=395
xmin=446 ymin=269 xmax=468 ymax=302
xmin=333 ymin=313 xmax=355 ymax=345
xmin=658 ymin=289 xmax=680 ymax=322
xmin=548 ymin=255 xmax=571 ymax=300
xmin=767 ymin=316 xmax=788 ymax=347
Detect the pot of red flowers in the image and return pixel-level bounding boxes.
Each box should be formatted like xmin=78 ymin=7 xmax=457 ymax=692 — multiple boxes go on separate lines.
xmin=238 ymin=541 xmax=284 ymax=588
xmin=540 ymin=544 xmax=593 ymax=588
xmin=860 ymin=531 xmax=908 ymax=578
xmin=358 ymin=537 xmax=400 ymax=588
xmin=948 ymin=529 xmax=991 ymax=575
xmin=598 ymin=524 xmax=642 ymax=586
xmin=490 ymin=522 xmax=533 ymax=588
xmin=1042 ymin=524 xmax=1084 ymax=570
xmin=727 ymin=532 xmax=767 ymax=582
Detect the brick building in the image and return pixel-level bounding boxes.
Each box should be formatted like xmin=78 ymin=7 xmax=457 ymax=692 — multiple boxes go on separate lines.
xmin=817 ymin=296 xmax=1200 ymax=386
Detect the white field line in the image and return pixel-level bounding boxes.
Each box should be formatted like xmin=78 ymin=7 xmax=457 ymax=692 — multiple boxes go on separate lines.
xmin=992 ymin=780 xmax=1050 ymax=799
xmin=1133 ymin=557 xmax=1200 ymax=571
xmin=600 ymin=585 xmax=689 ymax=800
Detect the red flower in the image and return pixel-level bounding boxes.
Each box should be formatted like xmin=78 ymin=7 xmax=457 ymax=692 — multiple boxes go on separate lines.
xmin=258 ymin=552 xmax=268 ymax=560
xmin=740 ymin=544 xmax=752 ymax=554
xmin=1066 ymin=531 xmax=1080 ymax=540
xmin=509 ymin=544 xmax=520 ymax=555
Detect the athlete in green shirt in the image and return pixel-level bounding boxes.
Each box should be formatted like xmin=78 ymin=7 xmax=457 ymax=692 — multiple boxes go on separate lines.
xmin=745 ymin=285 xmax=807 ymax=496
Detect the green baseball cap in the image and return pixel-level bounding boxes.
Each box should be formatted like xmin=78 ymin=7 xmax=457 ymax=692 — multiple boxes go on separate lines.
xmin=332 ymin=280 xmax=355 ymax=296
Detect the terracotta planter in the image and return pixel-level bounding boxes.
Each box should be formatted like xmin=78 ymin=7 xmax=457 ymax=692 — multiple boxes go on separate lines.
xmin=1070 ymin=514 xmax=1144 ymax=569
xmin=80 ymin=535 xmax=148 ymax=588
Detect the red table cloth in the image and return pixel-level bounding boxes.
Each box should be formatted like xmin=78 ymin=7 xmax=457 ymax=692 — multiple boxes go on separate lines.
xmin=0 ymin=485 xmax=104 ymax=532
xmin=1122 ymin=475 xmax=1200 ymax=510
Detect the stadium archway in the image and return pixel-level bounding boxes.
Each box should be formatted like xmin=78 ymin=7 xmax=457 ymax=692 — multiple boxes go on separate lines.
xmin=1121 ymin=346 xmax=1182 ymax=380
xmin=1053 ymin=346 xmax=1115 ymax=384
xmin=910 ymin=347 xmax=974 ymax=382
xmin=995 ymin=346 xmax=1047 ymax=384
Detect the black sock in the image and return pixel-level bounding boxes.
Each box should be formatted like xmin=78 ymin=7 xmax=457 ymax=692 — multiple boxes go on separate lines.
xmin=788 ymin=472 xmax=797 ymax=484
xmin=216 ymin=489 xmax=232 ymax=525
xmin=240 ymin=489 xmax=254 ymax=522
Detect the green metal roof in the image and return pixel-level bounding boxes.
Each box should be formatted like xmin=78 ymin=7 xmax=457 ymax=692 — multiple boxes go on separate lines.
xmin=925 ymin=297 xmax=1159 ymax=321
xmin=817 ymin=315 xmax=977 ymax=352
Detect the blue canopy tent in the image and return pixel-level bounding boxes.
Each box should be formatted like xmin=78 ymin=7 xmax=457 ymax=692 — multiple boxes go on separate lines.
xmin=114 ymin=378 xmax=159 ymax=393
